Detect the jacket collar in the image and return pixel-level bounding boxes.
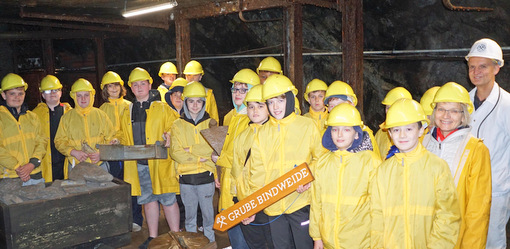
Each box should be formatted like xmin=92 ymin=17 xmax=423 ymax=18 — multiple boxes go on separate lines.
xmin=307 ymin=106 xmax=328 ymax=120
xmin=393 ymin=143 xmax=428 ymax=165
xmin=269 ymin=112 xmax=297 ymax=126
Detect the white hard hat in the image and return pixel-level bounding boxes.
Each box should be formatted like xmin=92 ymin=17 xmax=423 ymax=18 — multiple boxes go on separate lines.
xmin=465 ymin=38 xmax=504 ymax=67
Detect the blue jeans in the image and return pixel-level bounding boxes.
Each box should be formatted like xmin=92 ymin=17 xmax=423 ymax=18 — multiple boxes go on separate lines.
xmin=228 ymin=224 xmax=250 ymax=249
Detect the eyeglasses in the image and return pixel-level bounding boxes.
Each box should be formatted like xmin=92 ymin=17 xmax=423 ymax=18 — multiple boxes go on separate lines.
xmin=231 ymin=88 xmax=248 ymax=94
xmin=42 ymin=89 xmax=61 ymax=94
xmin=436 ymin=108 xmax=463 ymax=115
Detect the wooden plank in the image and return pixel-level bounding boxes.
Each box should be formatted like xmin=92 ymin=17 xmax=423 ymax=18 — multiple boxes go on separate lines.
xmin=97 ymin=142 xmax=168 ymax=161
xmin=0 ymin=180 xmax=131 ymax=249
xmin=42 ymin=38 xmax=55 ymax=75
xmin=175 ymin=16 xmax=191 ymax=74
xmin=284 ymin=4 xmax=304 ymax=111
xmin=213 ymin=163 xmax=314 ymax=231
xmin=341 ymin=0 xmax=364 ymax=111
xmin=94 ymin=37 xmax=106 ymax=106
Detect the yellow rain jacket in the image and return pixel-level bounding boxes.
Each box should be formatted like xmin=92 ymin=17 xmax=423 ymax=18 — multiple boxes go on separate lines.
xmin=370 ymin=143 xmax=461 ymax=249
xmin=303 ymin=107 xmax=328 ymax=132
xmin=231 ymin=123 xmax=262 ymax=200
xmin=117 ymin=101 xmax=179 ymax=196
xmin=32 ymin=102 xmax=72 ymax=181
xmin=249 ymin=113 xmax=324 ymax=216
xmin=310 ymin=149 xmax=381 ymax=249
xmin=54 ymin=106 xmax=114 ymax=177
xmin=217 ymin=110 xmax=250 ymax=211
xmin=423 ymin=128 xmax=491 ymax=249
xmin=99 ymin=97 xmax=131 ymax=132
xmin=375 ymin=124 xmax=392 ymax=160
xmin=0 ymin=106 xmax=47 ymax=178
xmin=205 ymin=88 xmax=219 ymax=123
xmin=170 ymin=117 xmax=217 ymax=177
xmin=157 ymin=84 xmax=170 ymax=103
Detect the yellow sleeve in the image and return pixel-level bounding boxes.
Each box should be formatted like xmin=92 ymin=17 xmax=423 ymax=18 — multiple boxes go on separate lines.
xmin=247 ymin=133 xmax=266 ymax=196
xmin=460 ymin=141 xmax=491 ymax=249
xmin=54 ymin=114 xmax=73 ymax=157
xmin=309 ymin=162 xmax=323 ymax=240
xmin=100 ymin=111 xmax=115 ymax=143
xmin=428 ymin=160 xmax=461 ymax=248
xmin=206 ymin=89 xmax=219 ymax=122
xmin=169 ymin=122 xmax=201 ymax=164
xmin=31 ymin=113 xmax=48 ymax=161
xmin=369 ymin=166 xmax=384 ymax=249
xmin=0 ymin=128 xmax=19 ymax=169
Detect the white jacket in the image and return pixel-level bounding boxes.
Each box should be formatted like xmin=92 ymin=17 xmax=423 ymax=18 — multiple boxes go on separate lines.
xmin=469 ymin=82 xmax=510 ymax=194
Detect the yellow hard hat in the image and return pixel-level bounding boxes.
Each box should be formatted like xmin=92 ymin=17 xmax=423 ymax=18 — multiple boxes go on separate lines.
xmin=70 ymin=78 xmax=95 ymax=98
xmin=244 ymin=84 xmax=264 ymax=105
xmin=381 ymin=87 xmax=412 ymax=106
xmin=304 ymin=79 xmax=328 ymax=102
xmin=262 ymin=74 xmax=298 ymax=100
xmin=182 ymin=81 xmax=206 ymax=100
xmin=170 ymin=77 xmax=188 ymax=90
xmin=39 ymin=75 xmax=62 ymax=92
xmin=128 ymin=67 xmax=153 ymax=87
xmin=183 ymin=60 xmax=204 ymax=75
xmin=383 ymin=98 xmax=428 ymax=129
xmin=159 ymin=62 xmax=178 ymax=76
xmin=100 ymin=71 xmax=124 ymax=89
xmin=432 ymin=82 xmax=474 ymax=114
xmin=230 ymin=68 xmax=260 ymax=86
xmin=1 ymin=73 xmax=28 ymax=93
xmin=466 ymin=38 xmax=504 ymax=67
xmin=257 ymin=57 xmax=283 ymax=74
xmin=324 ymin=80 xmax=358 ymax=106
xmin=420 ymin=86 xmax=440 ymax=116
xmin=326 ymin=103 xmax=363 ymax=127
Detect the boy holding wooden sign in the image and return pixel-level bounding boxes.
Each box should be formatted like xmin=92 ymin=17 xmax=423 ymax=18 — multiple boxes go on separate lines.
xmin=309 ymin=103 xmax=381 ymax=249
xmin=246 ymin=74 xmax=323 ymax=249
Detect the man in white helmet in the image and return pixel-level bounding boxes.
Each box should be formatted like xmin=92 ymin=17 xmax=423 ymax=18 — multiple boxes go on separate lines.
xmin=466 ymin=38 xmax=510 ymax=249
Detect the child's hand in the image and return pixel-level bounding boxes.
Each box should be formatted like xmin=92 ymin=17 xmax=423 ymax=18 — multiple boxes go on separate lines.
xmin=296 ymin=183 xmax=311 ymax=193
xmin=214 ymin=178 xmax=221 ymax=189
xmin=313 ymin=240 xmax=324 ymax=249
xmin=242 ymin=215 xmax=256 ymax=225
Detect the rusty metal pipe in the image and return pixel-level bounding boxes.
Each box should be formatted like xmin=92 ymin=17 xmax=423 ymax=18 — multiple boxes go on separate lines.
xmin=442 ymin=0 xmax=493 ymax=11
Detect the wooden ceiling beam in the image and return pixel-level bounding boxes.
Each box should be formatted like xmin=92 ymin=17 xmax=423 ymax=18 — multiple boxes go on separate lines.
xmin=0 ymin=18 xmax=130 ymax=32
xmin=291 ymin=0 xmax=340 ymax=10
xmin=0 ymin=30 xmax=107 ymax=40
xmin=174 ymin=0 xmax=288 ymax=20
xmin=19 ymin=8 xmax=169 ymax=29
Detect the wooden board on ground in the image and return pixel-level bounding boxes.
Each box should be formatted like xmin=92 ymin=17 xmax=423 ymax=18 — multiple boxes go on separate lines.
xmin=200 ymin=126 xmax=228 ymax=155
xmin=0 ymin=179 xmax=132 ymax=249
xmin=213 ymin=163 xmax=314 ymax=231
xmin=96 ymin=141 xmax=167 ymax=161
xmin=149 ymin=231 xmax=216 ymax=249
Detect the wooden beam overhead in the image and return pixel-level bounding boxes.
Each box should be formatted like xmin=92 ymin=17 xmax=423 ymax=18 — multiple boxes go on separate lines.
xmin=341 ymin=0 xmax=364 ymax=111
xmin=0 ymin=18 xmax=130 ymax=32
xmin=284 ymin=4 xmax=304 ymax=110
xmin=175 ymin=0 xmax=288 ymax=20
xmin=0 ymin=30 xmax=107 ymax=40
xmin=175 ymin=16 xmax=191 ymax=74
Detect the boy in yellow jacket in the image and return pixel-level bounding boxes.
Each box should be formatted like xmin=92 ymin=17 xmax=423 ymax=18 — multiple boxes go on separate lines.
xmin=370 ymin=99 xmax=461 ymax=248
xmin=310 ymin=103 xmax=381 ymax=249
xmin=0 ymin=73 xmax=47 ymax=185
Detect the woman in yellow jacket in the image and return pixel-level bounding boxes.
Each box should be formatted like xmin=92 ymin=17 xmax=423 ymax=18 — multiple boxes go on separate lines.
xmin=310 ymin=103 xmax=382 ymax=249
xmin=114 ymin=68 xmax=180 ymax=248
xmin=170 ymin=81 xmax=219 ymax=243
xmin=99 ymin=71 xmax=131 ymax=179
xmin=32 ymin=75 xmax=72 ymax=182
xmin=423 ymin=82 xmax=491 ymax=249
xmin=374 ymin=87 xmax=412 ymax=160
xmin=246 ymin=75 xmax=323 ymax=249
xmin=370 ymin=98 xmax=461 ymax=249
xmin=232 ymin=84 xmax=274 ymax=249
xmin=303 ymin=79 xmax=328 ymax=132
xmin=0 ymin=73 xmax=47 ymax=184
xmin=54 ymin=78 xmax=114 ymax=177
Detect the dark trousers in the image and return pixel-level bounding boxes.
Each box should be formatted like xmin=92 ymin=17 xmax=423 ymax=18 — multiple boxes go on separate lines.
xmin=241 ymin=210 xmax=275 ymax=249
xmin=268 ymin=205 xmax=313 ymax=249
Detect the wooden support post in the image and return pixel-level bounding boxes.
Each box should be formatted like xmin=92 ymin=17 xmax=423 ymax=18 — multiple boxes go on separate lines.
xmin=284 ymin=4 xmax=304 ymax=111
xmin=341 ymin=0 xmax=364 ymax=111
xmin=175 ymin=16 xmax=191 ymax=76
xmin=42 ymin=39 xmax=55 ymax=75
xmin=94 ymin=37 xmax=106 ymax=106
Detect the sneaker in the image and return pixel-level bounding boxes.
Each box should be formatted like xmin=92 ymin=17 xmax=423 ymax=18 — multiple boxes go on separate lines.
xmin=198 ymin=226 xmax=204 ymax=232
xmin=132 ymin=223 xmax=142 ymax=232
xmin=138 ymin=237 xmax=154 ymax=249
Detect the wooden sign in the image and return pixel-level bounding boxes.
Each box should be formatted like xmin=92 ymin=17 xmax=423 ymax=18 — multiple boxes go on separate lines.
xmin=213 ymin=163 xmax=314 ymax=232
xmin=200 ymin=126 xmax=228 ymax=155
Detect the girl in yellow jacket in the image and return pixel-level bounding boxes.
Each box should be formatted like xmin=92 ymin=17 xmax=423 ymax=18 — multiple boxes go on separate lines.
xmin=370 ymin=99 xmax=461 ymax=249
xmin=310 ymin=103 xmax=382 ymax=249
xmin=0 ymin=73 xmax=47 ymax=184
xmin=246 ymin=75 xmax=323 ymax=249
xmin=303 ymin=79 xmax=328 ymax=132
xmin=170 ymin=81 xmax=219 ymax=242
xmin=32 ymin=75 xmax=72 ymax=182
xmin=54 ymin=78 xmax=114 ymax=177
xmin=422 ymin=82 xmax=491 ymax=249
